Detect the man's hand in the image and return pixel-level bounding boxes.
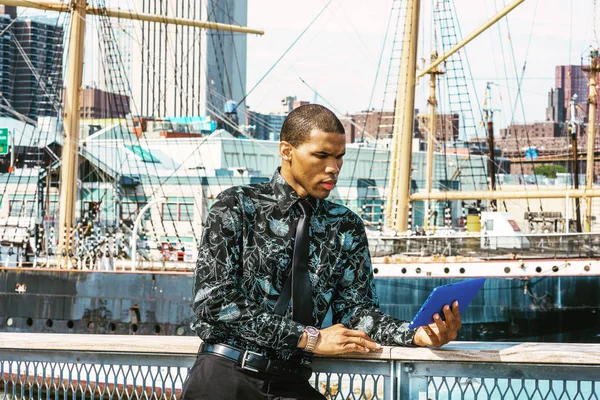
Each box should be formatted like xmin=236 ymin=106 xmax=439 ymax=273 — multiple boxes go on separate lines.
xmin=413 ymin=301 xmax=461 ymax=348
xmin=297 ymin=324 xmax=381 ymax=355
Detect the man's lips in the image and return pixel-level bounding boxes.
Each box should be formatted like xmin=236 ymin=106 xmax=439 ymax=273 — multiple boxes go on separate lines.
xmin=321 ymin=182 xmax=336 ymax=190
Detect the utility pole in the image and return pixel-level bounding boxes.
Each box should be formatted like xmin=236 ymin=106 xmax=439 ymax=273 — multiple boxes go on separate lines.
xmin=0 ymin=0 xmax=263 ymax=268
xmin=569 ymin=95 xmax=582 ymax=232
xmin=423 ymin=51 xmax=444 ymax=231
xmin=483 ymin=82 xmax=500 ymax=211
xmin=583 ymin=48 xmax=599 ymax=232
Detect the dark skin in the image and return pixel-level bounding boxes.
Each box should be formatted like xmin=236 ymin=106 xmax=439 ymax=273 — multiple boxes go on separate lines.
xmin=279 ymin=129 xmax=462 ymax=355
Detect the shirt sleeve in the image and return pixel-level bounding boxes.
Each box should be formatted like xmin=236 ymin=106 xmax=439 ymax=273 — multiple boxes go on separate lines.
xmin=191 ymin=191 xmax=305 ymax=351
xmin=331 ymin=216 xmax=417 ymax=346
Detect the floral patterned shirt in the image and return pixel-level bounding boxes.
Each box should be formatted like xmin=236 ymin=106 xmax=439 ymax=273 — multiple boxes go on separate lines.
xmin=191 ymin=169 xmax=416 ymax=362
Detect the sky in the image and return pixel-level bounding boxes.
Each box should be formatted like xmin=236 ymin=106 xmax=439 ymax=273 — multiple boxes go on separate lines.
xmin=245 ymin=0 xmax=599 ymax=129
xmin=20 ymin=0 xmax=600 ymax=130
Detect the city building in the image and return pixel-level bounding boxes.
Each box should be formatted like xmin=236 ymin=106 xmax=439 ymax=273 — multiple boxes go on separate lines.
xmin=79 ymin=87 xmax=131 ymax=119
xmin=417 ymin=113 xmax=460 ymax=142
xmin=128 ymin=0 xmax=247 ymax=120
xmin=281 ymin=96 xmax=309 ymax=114
xmin=245 ymin=96 xmax=311 ymax=140
xmin=0 ymin=9 xmax=64 ymax=122
xmin=0 ymin=118 xmax=489 ymax=246
xmin=497 ymin=121 xmax=569 ymax=175
xmin=11 ymin=17 xmax=64 ymax=120
xmin=0 ymin=8 xmax=15 ymax=114
xmin=556 ymin=65 xmax=590 ymax=121
xmin=546 ymin=87 xmax=566 ymax=122
xmin=246 ymin=111 xmax=286 ymax=141
xmin=499 ymin=122 xmax=564 ymax=141
xmin=340 ymin=110 xmax=395 ymax=143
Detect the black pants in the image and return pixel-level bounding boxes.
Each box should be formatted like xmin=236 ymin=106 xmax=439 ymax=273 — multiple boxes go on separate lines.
xmin=181 ymin=354 xmax=326 ymax=400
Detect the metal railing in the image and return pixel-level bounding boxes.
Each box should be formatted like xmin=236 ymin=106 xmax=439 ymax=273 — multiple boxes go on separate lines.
xmin=0 ymin=334 xmax=599 ymax=399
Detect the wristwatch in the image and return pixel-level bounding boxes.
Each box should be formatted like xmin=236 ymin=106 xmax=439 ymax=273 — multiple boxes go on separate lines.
xmin=303 ymin=326 xmax=319 ymax=353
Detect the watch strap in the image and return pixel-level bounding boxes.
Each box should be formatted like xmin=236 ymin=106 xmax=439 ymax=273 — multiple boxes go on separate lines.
xmin=303 ymin=326 xmax=319 ymax=353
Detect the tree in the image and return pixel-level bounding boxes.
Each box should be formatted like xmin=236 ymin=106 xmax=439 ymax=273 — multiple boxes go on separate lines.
xmin=534 ymin=164 xmax=566 ymax=179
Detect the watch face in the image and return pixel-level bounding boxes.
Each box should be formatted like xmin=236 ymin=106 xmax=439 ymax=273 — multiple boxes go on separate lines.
xmin=306 ymin=326 xmax=319 ymax=336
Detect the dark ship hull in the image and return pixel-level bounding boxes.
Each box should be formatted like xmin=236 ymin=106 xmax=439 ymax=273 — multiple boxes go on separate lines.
xmin=2 ymin=267 xmax=599 ymax=342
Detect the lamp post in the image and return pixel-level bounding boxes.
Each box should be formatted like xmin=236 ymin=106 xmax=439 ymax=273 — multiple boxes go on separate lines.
xmin=130 ymin=197 xmax=166 ymax=271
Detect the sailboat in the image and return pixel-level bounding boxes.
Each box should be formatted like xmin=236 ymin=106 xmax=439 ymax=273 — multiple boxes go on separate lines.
xmin=0 ymin=0 xmax=599 ymax=342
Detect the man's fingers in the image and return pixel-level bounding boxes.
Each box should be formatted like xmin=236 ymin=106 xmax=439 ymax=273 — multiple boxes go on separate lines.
xmin=345 ymin=329 xmax=373 ymax=338
xmin=422 ymin=325 xmax=440 ymax=347
xmin=344 ymin=329 xmax=380 ymax=347
xmin=452 ymin=301 xmax=462 ymax=330
xmin=342 ymin=343 xmax=370 ymax=353
xmin=317 ymin=325 xmax=383 ymax=355
xmin=442 ymin=303 xmax=460 ymax=339
xmin=349 ymin=336 xmax=381 ymax=350
xmin=433 ymin=313 xmax=448 ymax=342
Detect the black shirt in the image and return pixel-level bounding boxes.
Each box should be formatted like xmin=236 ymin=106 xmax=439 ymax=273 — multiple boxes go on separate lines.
xmin=191 ymin=169 xmax=416 ymax=362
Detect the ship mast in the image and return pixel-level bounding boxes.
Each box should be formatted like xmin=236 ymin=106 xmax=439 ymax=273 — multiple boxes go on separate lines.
xmin=423 ymin=51 xmax=443 ymax=231
xmin=569 ymin=95 xmax=582 ymax=232
xmin=388 ymin=0 xmax=525 ymax=232
xmin=0 ymin=0 xmax=263 ymax=267
xmin=584 ymin=49 xmax=599 ymax=232
xmin=483 ymin=82 xmax=499 ymax=211
xmin=58 ymin=0 xmax=86 ymax=264
xmin=385 ymin=0 xmax=421 ymax=232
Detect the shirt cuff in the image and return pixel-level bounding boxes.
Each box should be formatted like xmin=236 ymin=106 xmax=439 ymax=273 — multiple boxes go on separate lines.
xmin=406 ymin=327 xmax=419 ymax=346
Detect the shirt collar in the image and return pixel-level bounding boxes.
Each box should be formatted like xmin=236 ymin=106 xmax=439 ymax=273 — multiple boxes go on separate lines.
xmin=270 ymin=168 xmax=319 ymax=214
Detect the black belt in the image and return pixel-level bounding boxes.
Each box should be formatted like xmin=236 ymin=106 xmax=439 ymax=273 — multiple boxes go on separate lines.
xmin=200 ymin=343 xmax=312 ymax=379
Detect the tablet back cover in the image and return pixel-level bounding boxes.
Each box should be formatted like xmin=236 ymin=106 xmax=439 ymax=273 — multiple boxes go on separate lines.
xmin=408 ymin=277 xmax=486 ymax=329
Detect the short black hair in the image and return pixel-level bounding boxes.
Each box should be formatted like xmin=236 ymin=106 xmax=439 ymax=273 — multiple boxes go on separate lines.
xmin=280 ymin=104 xmax=345 ymax=147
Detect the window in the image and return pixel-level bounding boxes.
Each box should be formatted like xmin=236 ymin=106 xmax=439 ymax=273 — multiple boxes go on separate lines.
xmin=162 ymin=203 xmax=178 ymax=221
xmin=180 ymin=203 xmax=194 ymax=221
xmin=121 ymin=202 xmax=138 ymax=218
xmin=9 ymin=200 xmax=23 ymax=217
xmin=161 ymin=199 xmax=194 ymax=222
xmin=24 ymin=200 xmax=35 ymax=217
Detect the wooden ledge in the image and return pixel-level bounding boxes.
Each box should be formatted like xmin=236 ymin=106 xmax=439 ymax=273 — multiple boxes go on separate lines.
xmin=1 ymin=334 xmax=599 ymax=365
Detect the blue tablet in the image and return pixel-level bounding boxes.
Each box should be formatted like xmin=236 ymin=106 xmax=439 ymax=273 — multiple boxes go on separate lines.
xmin=408 ymin=278 xmax=486 ymax=329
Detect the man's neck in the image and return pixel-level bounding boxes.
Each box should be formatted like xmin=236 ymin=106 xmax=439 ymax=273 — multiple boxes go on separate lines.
xmin=279 ymin=165 xmax=308 ymax=199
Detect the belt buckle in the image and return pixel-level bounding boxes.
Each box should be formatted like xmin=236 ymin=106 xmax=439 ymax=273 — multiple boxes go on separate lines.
xmin=240 ymin=350 xmax=261 ymax=373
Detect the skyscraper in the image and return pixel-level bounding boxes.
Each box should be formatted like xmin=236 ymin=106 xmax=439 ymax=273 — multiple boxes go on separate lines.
xmin=128 ymin=0 xmax=247 ymax=119
xmin=556 ymin=65 xmax=588 ymax=121
xmin=0 ymin=11 xmax=14 ymax=112
xmin=0 ymin=7 xmax=64 ymax=122
xmin=546 ymin=87 xmax=566 ymax=123
xmin=11 ymin=16 xmax=64 ymax=120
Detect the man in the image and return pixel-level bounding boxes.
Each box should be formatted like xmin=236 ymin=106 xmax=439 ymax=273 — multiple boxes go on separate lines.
xmin=183 ymin=104 xmax=461 ymax=400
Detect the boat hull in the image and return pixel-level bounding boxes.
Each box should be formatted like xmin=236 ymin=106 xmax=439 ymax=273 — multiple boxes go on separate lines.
xmin=1 ymin=267 xmax=599 ymax=342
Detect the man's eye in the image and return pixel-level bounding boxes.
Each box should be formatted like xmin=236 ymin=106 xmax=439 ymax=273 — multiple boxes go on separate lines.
xmin=315 ymin=154 xmax=327 ymax=159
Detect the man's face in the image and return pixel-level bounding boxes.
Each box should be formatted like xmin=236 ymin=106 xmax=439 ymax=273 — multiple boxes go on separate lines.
xmin=280 ymin=129 xmax=346 ymax=199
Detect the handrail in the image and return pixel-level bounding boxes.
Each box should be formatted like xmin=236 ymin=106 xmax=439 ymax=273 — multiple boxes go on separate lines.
xmin=1 ymin=333 xmax=599 ymax=365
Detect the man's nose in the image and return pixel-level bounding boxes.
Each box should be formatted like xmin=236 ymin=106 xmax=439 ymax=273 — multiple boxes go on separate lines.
xmin=325 ymin=159 xmax=341 ymax=174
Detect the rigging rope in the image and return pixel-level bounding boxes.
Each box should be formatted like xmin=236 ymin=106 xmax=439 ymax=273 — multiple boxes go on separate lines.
xmin=498 ymin=0 xmax=547 ymax=229
xmin=236 ymin=0 xmax=335 ymax=109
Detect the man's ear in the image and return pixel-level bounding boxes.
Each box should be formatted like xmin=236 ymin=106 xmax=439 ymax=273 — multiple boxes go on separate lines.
xmin=279 ymin=141 xmax=293 ymax=162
